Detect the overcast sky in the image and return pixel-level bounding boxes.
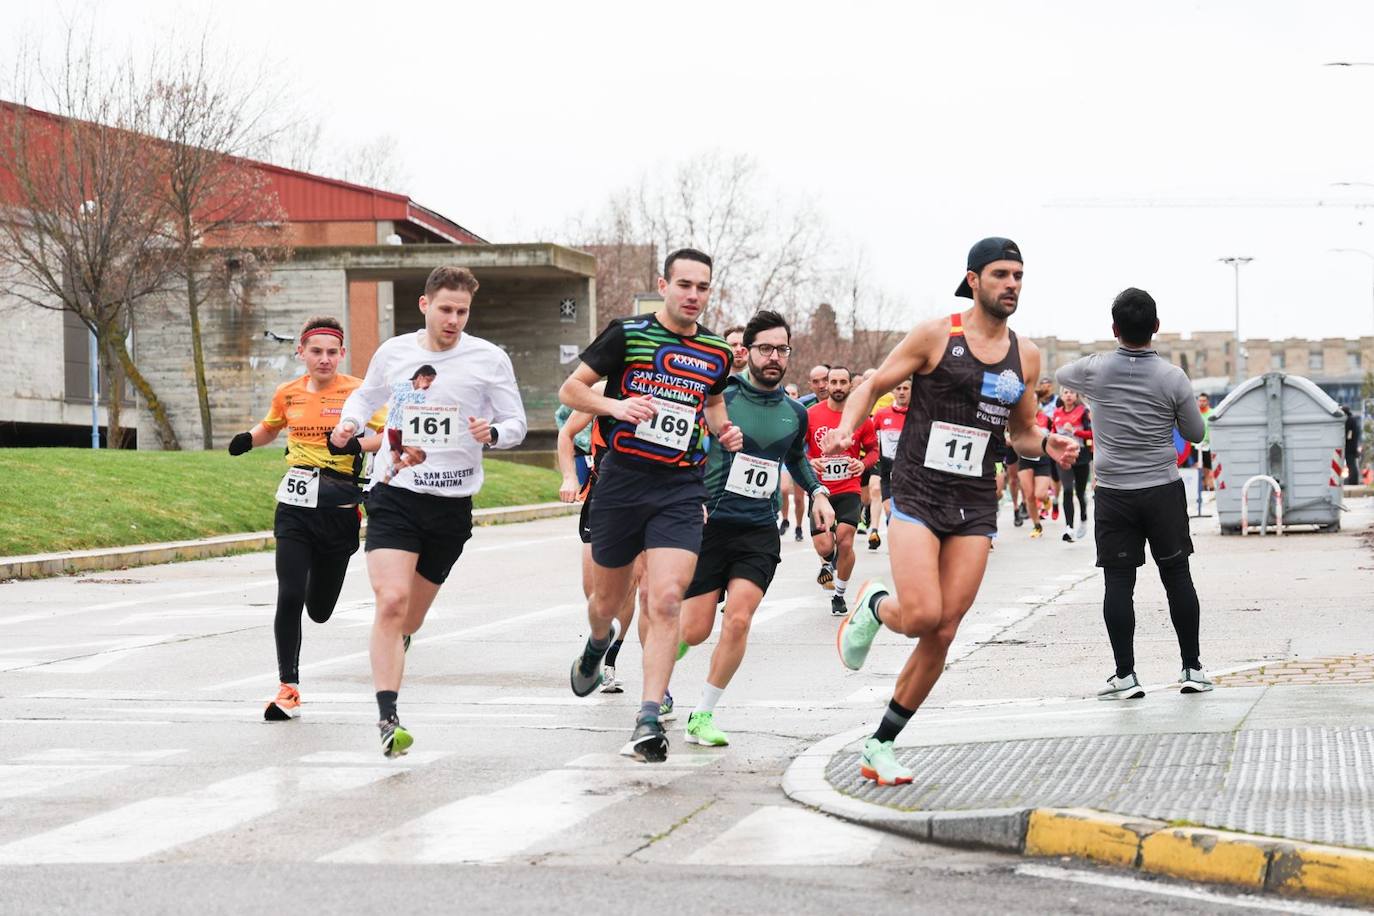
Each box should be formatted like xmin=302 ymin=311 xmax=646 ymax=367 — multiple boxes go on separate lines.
xmin=10 ymin=1 xmax=1374 ymax=342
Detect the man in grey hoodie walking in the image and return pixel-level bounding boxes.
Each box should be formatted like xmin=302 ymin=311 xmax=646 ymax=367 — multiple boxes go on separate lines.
xmin=1056 ymin=288 xmax=1210 ymax=699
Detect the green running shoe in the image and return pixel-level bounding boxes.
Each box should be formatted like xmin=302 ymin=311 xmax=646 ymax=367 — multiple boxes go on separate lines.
xmin=859 ymin=737 xmax=913 ymax=786
xmin=379 ymin=715 xmax=412 ymax=758
xmin=837 ymin=579 xmax=888 ymax=671
xmin=676 ymin=640 xmax=690 ymax=661
xmin=684 ymin=711 xmax=729 ymax=747
xmin=659 ymin=690 xmax=676 ymax=722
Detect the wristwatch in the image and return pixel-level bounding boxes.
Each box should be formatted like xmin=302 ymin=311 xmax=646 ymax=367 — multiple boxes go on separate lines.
xmin=488 ymin=426 xmax=500 ymax=447
xmin=811 ymin=485 xmax=832 ymax=499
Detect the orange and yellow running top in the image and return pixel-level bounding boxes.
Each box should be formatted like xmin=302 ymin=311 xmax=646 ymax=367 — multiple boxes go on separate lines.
xmin=261 ymin=375 xmax=385 ymax=477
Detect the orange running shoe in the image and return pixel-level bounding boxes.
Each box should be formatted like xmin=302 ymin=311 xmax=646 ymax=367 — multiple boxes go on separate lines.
xmin=264 ymin=683 xmax=301 ymax=721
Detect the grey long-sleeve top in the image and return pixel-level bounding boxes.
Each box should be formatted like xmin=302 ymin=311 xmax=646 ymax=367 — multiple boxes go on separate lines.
xmin=1056 ymin=346 xmax=1205 ymax=491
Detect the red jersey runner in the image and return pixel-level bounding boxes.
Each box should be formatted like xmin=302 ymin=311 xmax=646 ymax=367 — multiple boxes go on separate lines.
xmin=807 ymin=400 xmax=878 ymax=496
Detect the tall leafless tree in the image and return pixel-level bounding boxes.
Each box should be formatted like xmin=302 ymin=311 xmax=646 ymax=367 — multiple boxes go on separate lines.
xmin=0 ymin=36 xmax=181 ymax=448
xmin=149 ymin=38 xmax=291 ymax=448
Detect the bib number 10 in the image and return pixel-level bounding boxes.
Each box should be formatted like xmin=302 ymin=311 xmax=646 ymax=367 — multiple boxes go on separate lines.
xmin=725 ymin=453 xmax=779 ymax=499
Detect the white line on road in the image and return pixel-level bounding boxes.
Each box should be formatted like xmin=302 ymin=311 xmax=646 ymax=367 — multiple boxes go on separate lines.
xmin=685 ymin=806 xmax=884 ymax=866
xmin=1013 ymin=863 xmax=1354 ymax=915
xmin=17 ymin=748 xmax=185 ymax=763
xmin=0 ymin=765 xmax=128 ymax=799
xmin=0 ymin=766 xmax=403 ymax=864
xmin=204 ymin=602 xmax=586 ymax=691
xmin=0 ymin=578 xmax=279 ymax=626
xmin=320 ymin=761 xmax=700 ymax=864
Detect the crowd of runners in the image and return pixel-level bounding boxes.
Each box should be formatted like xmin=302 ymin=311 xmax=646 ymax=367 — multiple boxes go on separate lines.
xmin=231 ymin=237 xmax=1213 ymax=784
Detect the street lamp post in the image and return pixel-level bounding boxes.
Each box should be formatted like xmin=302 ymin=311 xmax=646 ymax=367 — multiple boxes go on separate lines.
xmin=1219 ymin=257 xmax=1253 ymax=385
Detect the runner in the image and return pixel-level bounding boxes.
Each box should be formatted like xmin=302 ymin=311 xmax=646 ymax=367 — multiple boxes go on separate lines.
xmin=228 ymin=316 xmax=384 ymax=721
xmin=561 ymin=247 xmax=740 ymax=763
xmin=1016 ymin=408 xmax=1054 ymax=538
xmin=676 ymin=310 xmax=835 ymax=746
xmin=330 ymin=266 xmax=528 ymax=757
xmin=724 ymin=325 xmax=748 ymax=375
xmin=557 ymin=385 xmax=644 ymax=695
xmin=870 ymin=378 xmax=911 ymax=547
xmin=827 ymin=237 xmax=1077 ymax=785
xmin=1196 ymin=393 xmax=1215 ymax=490
xmin=807 ymin=366 xmax=878 ymax=616
xmin=1052 ymin=386 xmax=1094 ymax=542
xmin=799 ymin=364 xmax=829 ymax=407
xmin=1036 ymin=377 xmax=1061 ymax=523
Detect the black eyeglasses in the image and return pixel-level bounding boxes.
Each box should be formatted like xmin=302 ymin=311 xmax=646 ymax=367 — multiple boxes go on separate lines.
xmin=749 ymin=344 xmax=792 ymax=357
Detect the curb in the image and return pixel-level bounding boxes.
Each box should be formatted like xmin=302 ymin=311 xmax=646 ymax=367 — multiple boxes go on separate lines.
xmin=782 ymin=731 xmax=1374 ymax=908
xmin=0 ymin=501 xmax=579 ymax=581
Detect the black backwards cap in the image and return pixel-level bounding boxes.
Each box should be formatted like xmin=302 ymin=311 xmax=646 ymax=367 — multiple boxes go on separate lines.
xmin=955 ymin=237 xmax=1023 ymax=298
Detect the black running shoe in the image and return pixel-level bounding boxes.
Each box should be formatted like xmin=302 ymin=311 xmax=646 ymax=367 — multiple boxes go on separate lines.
xmin=570 ymin=620 xmax=619 ymax=697
xmin=402 ymin=633 xmax=411 ymax=653
xmin=620 ymin=718 xmax=669 ymax=762
xmin=831 ymin=593 xmax=848 ymax=617
xmin=778 ymin=517 xmax=790 ymax=535
xmin=794 ymin=525 xmax=803 ymax=542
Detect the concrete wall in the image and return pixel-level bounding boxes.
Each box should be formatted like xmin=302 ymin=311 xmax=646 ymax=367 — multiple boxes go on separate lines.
xmin=0 ymin=295 xmax=114 ymax=428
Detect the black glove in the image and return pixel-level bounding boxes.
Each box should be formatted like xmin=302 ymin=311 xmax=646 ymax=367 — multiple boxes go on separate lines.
xmin=227 ymin=432 xmax=253 ymax=456
xmin=327 ymin=434 xmax=362 ymax=456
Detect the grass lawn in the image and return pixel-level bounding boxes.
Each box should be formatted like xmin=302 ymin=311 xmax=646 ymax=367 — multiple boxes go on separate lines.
xmin=0 ymin=448 xmax=561 ymax=556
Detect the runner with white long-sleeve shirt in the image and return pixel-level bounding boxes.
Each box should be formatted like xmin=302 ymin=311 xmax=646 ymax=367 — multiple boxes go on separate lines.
xmin=330 ymin=265 xmax=528 ymax=757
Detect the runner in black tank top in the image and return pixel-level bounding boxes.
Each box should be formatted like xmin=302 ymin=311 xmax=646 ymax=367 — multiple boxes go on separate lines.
xmin=817 ymin=237 xmax=1080 ymax=788
xmin=890 ymin=311 xmax=1025 ymax=538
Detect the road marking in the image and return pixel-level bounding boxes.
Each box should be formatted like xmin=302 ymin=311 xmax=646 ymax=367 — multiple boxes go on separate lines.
xmin=5 ymin=635 xmax=178 ymax=674
xmin=0 ymin=766 xmax=402 ymax=864
xmin=295 ymin=751 xmax=451 ymax=766
xmin=17 ymin=749 xmax=185 ymax=763
xmin=1013 ymin=864 xmax=1353 ymax=915
xmin=471 ymin=534 xmax=575 ymax=552
xmin=204 ymin=602 xmax=585 ymax=691
xmin=0 ymin=578 xmax=279 ymax=626
xmin=685 ymin=806 xmax=883 ymax=866
xmin=321 ymin=760 xmax=700 ymax=864
xmin=0 ymin=765 xmax=127 ymax=799
xmin=563 ymin=753 xmax=718 ymax=769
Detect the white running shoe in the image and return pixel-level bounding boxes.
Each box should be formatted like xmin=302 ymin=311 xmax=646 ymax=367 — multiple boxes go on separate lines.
xmin=1097 ymin=672 xmax=1145 ymax=700
xmin=1075 ymin=520 xmax=1088 ymax=541
xmin=1179 ymin=667 xmax=1214 ymax=693
xmin=600 ymin=665 xmax=623 ymax=694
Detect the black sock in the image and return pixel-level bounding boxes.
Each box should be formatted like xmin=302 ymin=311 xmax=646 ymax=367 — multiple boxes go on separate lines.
xmin=605 ymin=638 xmax=625 ymax=667
xmin=638 ymin=700 xmax=660 ymax=723
xmin=872 ymin=698 xmax=914 ymax=744
xmin=376 ymin=690 xmax=398 ymax=721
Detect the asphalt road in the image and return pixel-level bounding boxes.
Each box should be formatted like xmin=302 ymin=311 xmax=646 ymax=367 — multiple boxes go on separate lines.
xmin=0 ymin=502 xmax=1361 ymax=915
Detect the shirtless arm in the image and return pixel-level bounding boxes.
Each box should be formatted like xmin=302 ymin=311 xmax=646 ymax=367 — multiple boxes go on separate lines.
xmin=824 ymin=318 xmax=943 ymax=453
xmin=1009 ymin=340 xmax=1078 ymax=467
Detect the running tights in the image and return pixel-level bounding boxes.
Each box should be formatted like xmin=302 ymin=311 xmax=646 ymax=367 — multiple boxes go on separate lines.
xmin=1102 ymin=561 xmax=1201 ymax=679
xmin=274 ymin=538 xmax=352 ymax=684
xmin=1059 ymin=463 xmax=1091 ymax=527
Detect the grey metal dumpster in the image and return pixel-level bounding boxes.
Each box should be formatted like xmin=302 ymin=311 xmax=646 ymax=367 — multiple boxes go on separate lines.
xmin=1210 ymin=372 xmax=1345 ymax=533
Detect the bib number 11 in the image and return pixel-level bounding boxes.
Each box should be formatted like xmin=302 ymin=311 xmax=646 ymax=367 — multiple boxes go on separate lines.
xmin=922 ymin=421 xmax=989 ymax=477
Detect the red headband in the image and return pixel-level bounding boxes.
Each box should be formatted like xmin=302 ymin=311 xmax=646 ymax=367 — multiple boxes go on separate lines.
xmin=302 ymin=327 xmax=344 ymax=344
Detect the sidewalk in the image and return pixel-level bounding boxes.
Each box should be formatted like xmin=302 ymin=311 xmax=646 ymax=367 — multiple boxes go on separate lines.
xmin=787 ymin=496 xmax=1374 ymax=907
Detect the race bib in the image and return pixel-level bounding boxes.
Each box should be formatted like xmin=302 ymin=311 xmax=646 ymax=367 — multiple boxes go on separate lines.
xmin=724 ymin=453 xmax=780 ymax=499
xmin=275 ymin=467 xmax=319 ymax=508
xmin=923 ymin=421 xmax=990 ymax=477
xmin=635 ymin=397 xmax=696 ymax=451
xmin=879 ymin=429 xmax=901 ymax=459
xmin=402 ymin=404 xmax=462 ymax=449
xmin=819 ymin=456 xmax=852 ymax=482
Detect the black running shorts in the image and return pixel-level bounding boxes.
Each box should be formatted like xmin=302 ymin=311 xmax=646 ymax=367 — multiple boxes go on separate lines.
xmin=1093 ymin=479 xmax=1193 ymax=569
xmin=589 ymin=454 xmax=706 ymax=568
xmin=274 ymin=502 xmax=362 ymax=556
xmin=891 ymin=496 xmax=998 ymax=540
xmin=364 ymin=484 xmax=474 ymax=585
xmin=1020 ymin=455 xmax=1053 ymax=477
xmin=684 ymin=522 xmax=781 ymax=600
xmin=812 ymin=491 xmax=863 ymax=535
xmin=879 ymin=457 xmax=894 ymax=501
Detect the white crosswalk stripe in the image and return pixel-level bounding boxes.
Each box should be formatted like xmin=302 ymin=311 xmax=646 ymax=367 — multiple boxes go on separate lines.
xmin=686 ymin=806 xmax=884 ymax=866
xmin=321 ymin=756 xmax=708 ymax=864
xmin=0 ymin=765 xmax=128 ymax=800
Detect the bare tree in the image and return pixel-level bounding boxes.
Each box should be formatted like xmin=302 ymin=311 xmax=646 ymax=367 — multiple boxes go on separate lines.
xmin=149 ymin=39 xmax=291 ymax=448
xmin=0 ymin=38 xmax=181 ymax=448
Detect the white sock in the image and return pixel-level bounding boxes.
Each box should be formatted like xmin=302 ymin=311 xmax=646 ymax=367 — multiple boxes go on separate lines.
xmin=835 ymin=577 xmax=848 ymax=596
xmin=695 ymin=682 xmax=725 ymax=715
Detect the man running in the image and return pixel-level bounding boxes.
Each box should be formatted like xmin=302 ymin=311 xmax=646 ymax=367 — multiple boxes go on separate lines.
xmin=870 ymin=378 xmax=911 ymax=547
xmin=330 ymin=266 xmax=528 ymax=757
xmin=561 ymin=248 xmax=740 ymax=763
xmin=827 ymin=237 xmax=1077 ymax=785
xmin=807 ymin=366 xmax=878 ymax=616
xmin=724 ymin=325 xmax=748 ymax=375
xmin=228 ymin=316 xmax=384 ymax=721
xmin=1052 ymin=387 xmax=1094 ymax=542
xmin=676 ymin=310 xmax=835 ymax=746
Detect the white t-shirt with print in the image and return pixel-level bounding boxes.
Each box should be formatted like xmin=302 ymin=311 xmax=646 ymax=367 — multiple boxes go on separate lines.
xmin=340 ymin=330 xmax=527 ymax=497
